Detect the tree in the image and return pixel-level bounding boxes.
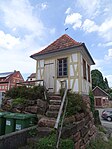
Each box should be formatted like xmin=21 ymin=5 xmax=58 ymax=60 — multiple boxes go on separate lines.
xmin=104 ymin=77 xmax=109 ymax=89
xmin=91 ymin=69 xmax=106 ymax=90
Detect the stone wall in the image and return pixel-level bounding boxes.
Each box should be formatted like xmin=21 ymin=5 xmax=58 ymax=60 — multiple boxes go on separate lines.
xmin=1 ymin=98 xmax=48 ymax=115
xmin=62 ymin=111 xmax=96 ymax=149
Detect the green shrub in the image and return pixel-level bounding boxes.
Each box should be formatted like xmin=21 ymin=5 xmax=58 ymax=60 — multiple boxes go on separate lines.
xmin=60 ymin=138 xmax=74 ymax=149
xmin=89 ymin=90 xmax=95 ymax=113
xmin=66 ymin=92 xmax=87 ymax=116
xmin=86 ymin=138 xmax=112 ymax=149
xmin=12 ymin=97 xmax=27 ymax=107
xmin=97 ymin=125 xmax=107 ymax=134
xmin=93 ymin=110 xmax=101 ymax=125
xmin=37 ymin=134 xmax=74 ymax=149
xmin=5 ymin=85 xmax=45 ymax=100
xmin=37 ymin=134 xmax=56 ymax=149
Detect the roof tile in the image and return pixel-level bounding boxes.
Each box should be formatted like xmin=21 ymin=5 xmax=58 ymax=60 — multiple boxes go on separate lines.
xmin=31 ymin=34 xmax=81 ymax=57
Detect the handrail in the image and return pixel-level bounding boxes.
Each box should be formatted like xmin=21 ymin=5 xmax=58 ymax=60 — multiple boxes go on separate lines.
xmin=54 ymin=80 xmax=68 ymax=149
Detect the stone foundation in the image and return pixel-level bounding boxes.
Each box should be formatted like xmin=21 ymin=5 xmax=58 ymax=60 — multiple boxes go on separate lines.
xmin=63 ymin=111 xmax=96 ymax=149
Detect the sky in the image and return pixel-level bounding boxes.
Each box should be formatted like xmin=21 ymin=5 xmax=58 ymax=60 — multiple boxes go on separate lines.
xmin=0 ymin=0 xmax=112 ymax=86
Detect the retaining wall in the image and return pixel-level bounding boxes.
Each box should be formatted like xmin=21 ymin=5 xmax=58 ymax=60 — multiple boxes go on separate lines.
xmin=0 ymin=125 xmax=37 ymax=149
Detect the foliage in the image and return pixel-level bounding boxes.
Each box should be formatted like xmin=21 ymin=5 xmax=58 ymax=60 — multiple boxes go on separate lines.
xmin=89 ymin=90 xmax=95 ymax=113
xmin=66 ymin=92 xmax=87 ymax=116
xmin=29 ymin=128 xmax=37 ymax=137
xmin=37 ymin=134 xmax=74 ymax=149
xmin=60 ymin=139 xmax=74 ymax=149
xmin=104 ymin=77 xmax=109 ymax=89
xmin=12 ymin=97 xmax=27 ymax=107
xmin=86 ymin=138 xmax=112 ymax=149
xmin=5 ymin=85 xmax=45 ymax=100
xmin=93 ymin=110 xmax=101 ymax=125
xmin=97 ymin=125 xmax=107 ymax=134
xmin=60 ymin=88 xmax=65 ymax=97
xmin=91 ymin=69 xmax=109 ymax=90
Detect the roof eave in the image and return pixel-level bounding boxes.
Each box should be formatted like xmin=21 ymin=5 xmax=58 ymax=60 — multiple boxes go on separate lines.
xmin=82 ymin=43 xmax=95 ymax=65
xmin=30 ymin=44 xmax=82 ymax=60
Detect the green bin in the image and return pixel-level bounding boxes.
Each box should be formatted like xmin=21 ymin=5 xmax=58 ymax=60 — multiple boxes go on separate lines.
xmin=27 ymin=114 xmax=37 ymax=127
xmin=4 ymin=113 xmax=16 ymax=134
xmin=15 ymin=114 xmax=31 ymax=131
xmin=0 ymin=112 xmax=10 ymax=135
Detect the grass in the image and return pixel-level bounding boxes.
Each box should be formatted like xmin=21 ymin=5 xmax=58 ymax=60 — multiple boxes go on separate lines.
xmin=86 ymin=138 xmax=112 ymax=149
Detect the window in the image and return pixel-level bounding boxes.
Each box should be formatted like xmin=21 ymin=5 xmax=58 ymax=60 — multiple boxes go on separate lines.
xmin=87 ymin=64 xmax=90 ymax=82
xmin=2 ymin=86 xmax=4 ymax=89
xmin=83 ymin=59 xmax=86 ymax=80
xmin=57 ymin=58 xmax=68 ymax=77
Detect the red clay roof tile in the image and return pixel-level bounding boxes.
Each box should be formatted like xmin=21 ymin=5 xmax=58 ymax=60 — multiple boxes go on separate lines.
xmin=31 ymin=34 xmax=81 ymax=57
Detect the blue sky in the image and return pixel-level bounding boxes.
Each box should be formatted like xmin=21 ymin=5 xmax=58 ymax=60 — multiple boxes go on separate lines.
xmin=0 ymin=0 xmax=112 ymax=86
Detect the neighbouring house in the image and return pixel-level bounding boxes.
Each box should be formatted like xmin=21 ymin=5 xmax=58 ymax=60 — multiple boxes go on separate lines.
xmin=0 ymin=70 xmax=24 ymax=93
xmin=30 ymin=34 xmax=95 ymax=95
xmin=92 ymin=86 xmax=110 ymax=108
xmin=17 ymin=73 xmax=36 ymax=87
xmin=26 ymin=73 xmax=36 ymax=81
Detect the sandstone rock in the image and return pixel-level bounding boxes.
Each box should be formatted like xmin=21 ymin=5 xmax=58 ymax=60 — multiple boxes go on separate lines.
xmin=74 ymin=140 xmax=80 ymax=149
xmin=64 ymin=115 xmax=76 ymax=124
xmin=73 ymin=132 xmax=81 ymax=142
xmin=25 ymin=106 xmax=45 ymax=114
xmin=37 ymin=99 xmax=48 ymax=109
xmin=75 ymin=113 xmax=84 ymax=121
xmin=81 ymin=126 xmax=88 ymax=137
xmin=48 ymin=105 xmax=60 ymax=111
xmin=38 ymin=117 xmax=56 ymax=128
xmin=27 ymin=100 xmax=36 ymax=106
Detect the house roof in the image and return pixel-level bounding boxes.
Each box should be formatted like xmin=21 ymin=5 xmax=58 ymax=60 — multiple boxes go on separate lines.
xmin=30 ymin=34 xmax=95 ymax=65
xmin=30 ymin=34 xmax=81 ymax=57
xmin=0 ymin=72 xmax=13 ymax=78
xmin=92 ymin=86 xmax=110 ymax=97
xmin=0 ymin=70 xmax=24 ymax=83
xmin=28 ymin=73 xmax=36 ymax=79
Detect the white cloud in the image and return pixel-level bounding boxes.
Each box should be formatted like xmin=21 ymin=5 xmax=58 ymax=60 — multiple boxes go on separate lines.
xmin=0 ymin=0 xmax=45 ymax=36
xmin=105 ymin=49 xmax=112 ymax=60
xmin=41 ymin=3 xmax=48 ymax=10
xmin=0 ymin=0 xmax=50 ymax=74
xmin=81 ymin=18 xmax=112 ymax=42
xmin=98 ymin=42 xmax=112 ymax=47
xmin=0 ymin=30 xmax=20 ymax=50
xmin=105 ymin=75 xmax=112 ymax=87
xmin=98 ymin=19 xmax=112 ymax=41
xmin=65 ymin=8 xmax=71 ymax=14
xmin=77 ymin=0 xmax=100 ymax=18
xmin=91 ymin=59 xmax=103 ymax=72
xmin=65 ymin=13 xmax=82 ymax=30
xmin=82 ymin=19 xmax=98 ymax=33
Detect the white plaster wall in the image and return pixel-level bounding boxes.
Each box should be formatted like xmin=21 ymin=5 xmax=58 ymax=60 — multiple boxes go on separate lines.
xmin=40 ymin=60 xmax=44 ymax=67
xmin=74 ymin=79 xmax=78 ymax=92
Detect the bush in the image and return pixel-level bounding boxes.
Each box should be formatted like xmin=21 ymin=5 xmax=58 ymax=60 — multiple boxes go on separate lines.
xmin=5 ymin=85 xmax=45 ymax=100
xmin=60 ymin=138 xmax=74 ymax=149
xmin=66 ymin=92 xmax=87 ymax=116
xmin=86 ymin=138 xmax=112 ymax=149
xmin=37 ymin=134 xmax=74 ymax=149
xmin=93 ymin=110 xmax=101 ymax=125
xmin=37 ymin=134 xmax=56 ymax=149
xmin=89 ymin=90 xmax=95 ymax=113
xmin=12 ymin=97 xmax=27 ymax=107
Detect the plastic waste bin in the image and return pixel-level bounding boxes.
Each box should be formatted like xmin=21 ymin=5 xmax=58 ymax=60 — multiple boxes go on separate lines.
xmin=4 ymin=113 xmax=16 ymax=134
xmin=15 ymin=114 xmax=32 ymax=131
xmin=27 ymin=114 xmax=37 ymax=127
xmin=0 ymin=112 xmax=10 ymax=135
